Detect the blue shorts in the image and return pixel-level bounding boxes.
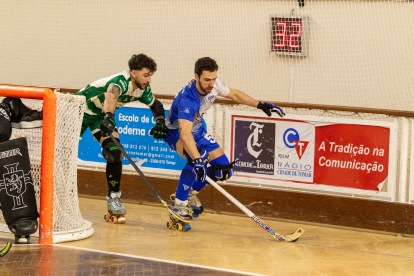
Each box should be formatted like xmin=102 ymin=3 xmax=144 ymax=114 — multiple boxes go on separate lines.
xmin=164 ymin=126 xmax=220 ymax=153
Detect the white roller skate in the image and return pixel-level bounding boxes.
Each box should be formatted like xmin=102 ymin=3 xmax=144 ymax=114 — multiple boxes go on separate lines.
xmin=188 ymin=189 xmax=203 ymax=218
xmin=170 ymin=189 xmax=203 ymax=218
xmin=167 ymin=198 xmax=192 ymax=231
xmin=104 ymin=191 xmax=127 ymax=224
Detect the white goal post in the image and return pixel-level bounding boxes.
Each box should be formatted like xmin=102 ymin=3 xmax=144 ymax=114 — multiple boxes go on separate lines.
xmin=0 ymin=85 xmax=93 ymax=244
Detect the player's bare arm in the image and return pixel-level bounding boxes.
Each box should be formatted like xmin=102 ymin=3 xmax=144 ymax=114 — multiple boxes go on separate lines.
xmin=178 ymin=119 xmax=201 ymax=159
xmin=226 ymin=88 xmax=285 ymax=118
xmin=104 ymin=84 xmax=121 ymax=113
xmin=225 ymin=88 xmax=259 ymax=108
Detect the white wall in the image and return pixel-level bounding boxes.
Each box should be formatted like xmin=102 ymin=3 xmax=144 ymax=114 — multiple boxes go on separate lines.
xmin=0 ymin=0 xmax=413 ymax=109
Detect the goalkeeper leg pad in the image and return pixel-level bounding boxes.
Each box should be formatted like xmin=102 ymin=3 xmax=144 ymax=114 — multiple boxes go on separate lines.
xmin=0 ymin=138 xmax=39 ymax=242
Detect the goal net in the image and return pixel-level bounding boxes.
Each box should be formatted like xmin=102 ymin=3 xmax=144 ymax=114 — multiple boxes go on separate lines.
xmin=0 ymin=86 xmax=93 ymax=244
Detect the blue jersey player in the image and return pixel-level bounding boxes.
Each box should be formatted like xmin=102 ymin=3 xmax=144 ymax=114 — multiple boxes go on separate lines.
xmin=164 ymin=57 xmax=285 ymax=224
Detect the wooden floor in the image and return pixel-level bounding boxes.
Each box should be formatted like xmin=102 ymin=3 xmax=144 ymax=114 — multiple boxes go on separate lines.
xmin=1 ymin=197 xmax=414 ymax=276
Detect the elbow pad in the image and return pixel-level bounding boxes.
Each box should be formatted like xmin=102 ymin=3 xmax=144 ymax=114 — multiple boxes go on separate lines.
xmin=149 ymin=99 xmax=165 ymax=118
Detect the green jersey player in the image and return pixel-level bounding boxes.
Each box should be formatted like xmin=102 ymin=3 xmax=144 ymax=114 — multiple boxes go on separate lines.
xmin=76 ymin=54 xmax=167 ymax=224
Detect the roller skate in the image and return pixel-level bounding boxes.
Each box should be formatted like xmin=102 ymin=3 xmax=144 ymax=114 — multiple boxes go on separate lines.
xmin=2 ymin=97 xmax=43 ymax=129
xmin=167 ymin=199 xmax=192 ymax=231
xmin=170 ymin=189 xmax=203 ymax=218
xmin=8 ymin=218 xmax=38 ymax=244
xmin=104 ymin=191 xmax=126 ymax=224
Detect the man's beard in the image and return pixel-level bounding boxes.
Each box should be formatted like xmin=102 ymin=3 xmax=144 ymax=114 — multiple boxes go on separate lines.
xmin=200 ymin=84 xmax=213 ymax=94
xmin=135 ymin=78 xmax=146 ymax=90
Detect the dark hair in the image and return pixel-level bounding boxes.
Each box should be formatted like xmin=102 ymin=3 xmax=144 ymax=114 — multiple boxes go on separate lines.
xmin=128 ymin=54 xmax=157 ymax=72
xmin=194 ymin=57 xmax=218 ymax=77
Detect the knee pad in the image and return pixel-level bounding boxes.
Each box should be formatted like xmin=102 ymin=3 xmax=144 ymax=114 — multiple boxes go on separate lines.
xmin=210 ymin=154 xmax=234 ymax=181
xmin=184 ymin=147 xmax=209 ymax=166
xmin=102 ymin=138 xmax=123 ymax=163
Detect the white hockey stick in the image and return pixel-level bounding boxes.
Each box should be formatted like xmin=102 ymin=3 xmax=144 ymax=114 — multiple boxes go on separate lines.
xmin=205 ymin=176 xmax=304 ymax=242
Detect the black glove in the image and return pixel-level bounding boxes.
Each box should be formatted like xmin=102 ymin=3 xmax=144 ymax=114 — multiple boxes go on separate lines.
xmin=100 ymin=112 xmax=116 ymax=137
xmin=150 ymin=118 xmax=167 ymax=139
xmin=193 ymin=158 xmax=207 ymax=182
xmin=257 ymin=102 xmax=285 ymax=117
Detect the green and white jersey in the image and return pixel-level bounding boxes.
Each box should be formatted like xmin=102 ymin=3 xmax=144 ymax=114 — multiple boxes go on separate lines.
xmin=76 ymin=70 xmax=155 ymax=116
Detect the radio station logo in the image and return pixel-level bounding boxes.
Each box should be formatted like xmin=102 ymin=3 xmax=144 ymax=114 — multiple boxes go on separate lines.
xmin=283 ymin=128 xmax=309 ymax=160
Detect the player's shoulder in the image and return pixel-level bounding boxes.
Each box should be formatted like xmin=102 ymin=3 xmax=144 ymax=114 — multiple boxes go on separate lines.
xmin=106 ymin=70 xmax=130 ymax=92
xmin=214 ymin=78 xmax=226 ymax=88
xmin=180 ymin=80 xmax=198 ymax=99
xmin=108 ymin=70 xmax=130 ymax=84
xmin=214 ymin=78 xmax=230 ymax=96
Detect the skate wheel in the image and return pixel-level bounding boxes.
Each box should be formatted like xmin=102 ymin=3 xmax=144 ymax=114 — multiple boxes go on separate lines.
xmin=192 ymin=213 xmax=199 ymax=218
xmin=170 ymin=194 xmax=175 ymax=201
xmin=167 ymin=221 xmax=173 ymax=229
xmin=15 ymin=235 xmax=28 ymax=244
xmin=173 ymin=223 xmax=178 ymax=230
xmin=104 ymin=214 xmax=110 ymax=222
xmin=177 ymin=223 xmax=183 ymax=231
xmin=113 ymin=216 xmax=118 ymax=224
xmin=118 ymin=216 xmax=126 ymax=224
xmin=183 ymin=225 xmax=191 ymax=231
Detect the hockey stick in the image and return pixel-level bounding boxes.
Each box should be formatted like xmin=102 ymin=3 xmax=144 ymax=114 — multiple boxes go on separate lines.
xmin=205 ymin=176 xmax=304 ymax=242
xmin=0 ymin=241 xmax=12 ymax=257
xmin=109 ymin=134 xmax=302 ymax=239
xmin=109 ymin=134 xmax=169 ymax=207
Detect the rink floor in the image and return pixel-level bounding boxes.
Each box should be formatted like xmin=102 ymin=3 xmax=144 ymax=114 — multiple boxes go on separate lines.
xmin=1 ymin=197 xmax=414 ymax=275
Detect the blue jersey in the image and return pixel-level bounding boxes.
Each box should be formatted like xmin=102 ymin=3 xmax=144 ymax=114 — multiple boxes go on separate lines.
xmin=166 ymin=79 xmax=230 ymax=135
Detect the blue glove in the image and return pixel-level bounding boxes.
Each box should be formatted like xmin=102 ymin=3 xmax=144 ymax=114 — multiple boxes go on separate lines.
xmin=257 ymin=102 xmax=285 ymax=117
xmin=193 ymin=158 xmax=207 ymax=182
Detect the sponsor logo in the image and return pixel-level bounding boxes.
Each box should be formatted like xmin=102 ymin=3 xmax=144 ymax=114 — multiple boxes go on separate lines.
xmin=283 ymin=128 xmax=309 ymax=159
xmin=233 ymin=120 xmax=275 ymax=175
xmin=183 ymin=184 xmax=190 ymax=190
xmin=247 ymin=123 xmax=264 ymax=158
xmin=283 ymin=128 xmax=299 ymax=148
xmin=0 ymin=149 xmax=23 ymax=160
xmin=293 ymin=140 xmax=309 ymax=160
xmin=1 ymin=163 xmax=32 ymax=210
xmin=251 ymin=215 xmax=270 ymax=231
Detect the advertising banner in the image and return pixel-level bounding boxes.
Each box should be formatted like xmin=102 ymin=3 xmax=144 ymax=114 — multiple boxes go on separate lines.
xmin=227 ymin=112 xmax=396 ymax=193
xmin=314 ymin=124 xmax=389 ymax=190
xmin=78 ymin=104 xmax=186 ymax=173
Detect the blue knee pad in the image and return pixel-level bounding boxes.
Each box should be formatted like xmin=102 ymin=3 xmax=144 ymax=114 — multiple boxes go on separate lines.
xmin=192 ymin=154 xmax=233 ymax=191
xmin=210 ymin=154 xmax=233 ymax=181
xmin=175 ymin=164 xmax=196 ymax=201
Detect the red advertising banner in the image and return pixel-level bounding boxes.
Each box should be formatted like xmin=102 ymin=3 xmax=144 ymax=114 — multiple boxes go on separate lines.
xmin=314 ymin=124 xmax=389 ymax=190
